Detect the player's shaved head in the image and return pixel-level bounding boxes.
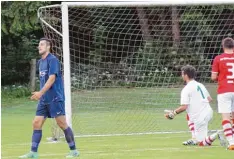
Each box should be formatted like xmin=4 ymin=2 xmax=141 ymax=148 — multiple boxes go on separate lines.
xmin=38 ymin=37 xmax=52 ymax=55
xmin=222 ymin=37 xmax=234 ymax=49
xmin=40 ymin=37 xmax=52 ymax=49
xmin=181 ymin=65 xmax=196 ymax=79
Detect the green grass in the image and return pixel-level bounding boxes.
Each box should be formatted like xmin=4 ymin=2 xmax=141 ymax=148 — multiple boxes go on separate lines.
xmin=2 ymin=86 xmax=233 ymax=159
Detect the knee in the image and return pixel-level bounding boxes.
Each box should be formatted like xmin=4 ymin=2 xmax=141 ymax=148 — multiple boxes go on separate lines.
xmin=222 ymin=113 xmax=232 ymax=121
xmin=32 ymin=118 xmax=43 ymax=129
xmin=56 ymin=119 xmax=68 ymax=130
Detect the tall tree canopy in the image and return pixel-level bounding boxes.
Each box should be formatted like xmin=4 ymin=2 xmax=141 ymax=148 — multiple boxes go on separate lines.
xmin=1 ymin=1 xmax=54 ymax=85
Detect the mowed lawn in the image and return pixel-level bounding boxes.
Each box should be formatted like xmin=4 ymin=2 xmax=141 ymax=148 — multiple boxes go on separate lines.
xmin=2 ymin=86 xmax=233 ymax=159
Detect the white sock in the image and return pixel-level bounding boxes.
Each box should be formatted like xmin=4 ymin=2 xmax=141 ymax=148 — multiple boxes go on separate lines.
xmin=222 ymin=120 xmax=234 ymax=145
xmin=188 ymin=120 xmax=195 ymax=139
xmin=200 ymin=134 xmax=217 ymax=146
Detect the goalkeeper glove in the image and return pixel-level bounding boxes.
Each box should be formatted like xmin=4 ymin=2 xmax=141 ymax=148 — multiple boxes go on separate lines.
xmin=164 ymin=109 xmax=177 ymax=120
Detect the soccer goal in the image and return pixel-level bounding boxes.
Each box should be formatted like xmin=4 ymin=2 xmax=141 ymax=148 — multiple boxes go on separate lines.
xmin=37 ymin=0 xmax=234 ymax=137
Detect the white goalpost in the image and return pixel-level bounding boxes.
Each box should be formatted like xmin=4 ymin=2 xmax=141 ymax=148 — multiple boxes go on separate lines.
xmin=38 ymin=0 xmax=234 ymax=138
xmin=61 ymin=3 xmax=72 ymax=128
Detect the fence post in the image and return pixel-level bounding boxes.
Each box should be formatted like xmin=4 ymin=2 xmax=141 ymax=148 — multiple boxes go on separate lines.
xmin=30 ymin=59 xmax=37 ymax=92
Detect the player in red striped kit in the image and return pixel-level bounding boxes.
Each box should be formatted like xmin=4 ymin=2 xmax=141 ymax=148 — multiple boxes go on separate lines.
xmin=211 ymin=37 xmax=234 ymax=150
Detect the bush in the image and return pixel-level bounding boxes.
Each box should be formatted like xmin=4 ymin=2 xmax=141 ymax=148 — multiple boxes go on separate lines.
xmin=70 ymin=39 xmax=212 ymax=90
xmin=1 ymin=84 xmax=32 ymax=99
xmin=1 ymin=35 xmax=39 ymax=85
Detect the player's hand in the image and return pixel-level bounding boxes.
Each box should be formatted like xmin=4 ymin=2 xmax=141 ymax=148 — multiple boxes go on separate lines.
xmin=31 ymin=91 xmax=43 ymax=100
xmin=164 ymin=109 xmax=176 ymax=120
xmin=207 ymin=96 xmax=213 ymax=103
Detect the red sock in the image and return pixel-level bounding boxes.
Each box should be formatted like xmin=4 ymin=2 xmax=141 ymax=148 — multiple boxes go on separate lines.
xmin=222 ymin=120 xmax=233 ymax=144
xmin=232 ymin=119 xmax=234 ymax=134
xmin=187 ymin=114 xmax=195 ymax=139
xmin=199 ymin=136 xmax=214 ymax=146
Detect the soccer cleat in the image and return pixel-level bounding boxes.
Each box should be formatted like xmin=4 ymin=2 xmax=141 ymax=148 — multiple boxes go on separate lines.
xmin=227 ymin=145 xmax=234 ymax=150
xmin=18 ymin=151 xmax=38 ymax=158
xmin=217 ymin=132 xmax=227 ymax=147
xmin=66 ymin=150 xmax=80 ymax=158
xmin=182 ymin=139 xmax=198 ymax=146
xmin=46 ymin=136 xmax=59 ymax=143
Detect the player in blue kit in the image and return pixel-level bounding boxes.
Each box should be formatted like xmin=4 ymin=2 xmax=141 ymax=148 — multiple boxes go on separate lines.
xmin=19 ymin=38 xmax=79 ymax=158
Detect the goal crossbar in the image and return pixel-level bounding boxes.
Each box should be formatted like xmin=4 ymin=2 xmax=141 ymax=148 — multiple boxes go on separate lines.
xmin=62 ymin=0 xmax=234 ymax=7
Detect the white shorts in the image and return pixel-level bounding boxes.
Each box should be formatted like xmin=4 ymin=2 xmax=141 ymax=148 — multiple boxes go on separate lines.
xmin=217 ymin=92 xmax=234 ymax=113
xmin=193 ymin=108 xmax=213 ymax=142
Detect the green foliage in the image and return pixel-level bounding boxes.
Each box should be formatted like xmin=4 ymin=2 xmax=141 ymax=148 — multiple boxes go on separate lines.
xmin=70 ymin=38 xmax=213 ymax=89
xmin=1 ymin=35 xmax=40 ymax=85
xmin=89 ymin=24 xmax=108 ymax=65
xmin=67 ymin=5 xmax=234 ymax=89
xmin=1 ymin=84 xmax=31 ymax=99
xmin=2 ymin=3 xmax=234 ymax=92
xmin=1 ymin=1 xmax=52 ymax=85
xmin=130 ymin=41 xmax=179 ymax=87
xmin=1 ymin=1 xmax=50 ymax=36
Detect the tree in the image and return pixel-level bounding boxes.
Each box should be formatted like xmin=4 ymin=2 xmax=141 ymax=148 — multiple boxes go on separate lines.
xmin=1 ymin=1 xmax=52 ymax=36
xmin=171 ymin=6 xmax=180 ymax=48
xmin=1 ymin=1 xmax=52 ymax=85
xmin=136 ymin=7 xmax=153 ymax=42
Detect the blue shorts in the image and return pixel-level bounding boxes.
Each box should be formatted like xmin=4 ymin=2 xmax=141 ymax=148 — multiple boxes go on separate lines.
xmin=36 ymin=100 xmax=65 ymax=118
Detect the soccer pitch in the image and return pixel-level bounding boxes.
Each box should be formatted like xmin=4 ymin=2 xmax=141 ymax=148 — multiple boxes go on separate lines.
xmin=1 ymin=86 xmax=234 ymax=159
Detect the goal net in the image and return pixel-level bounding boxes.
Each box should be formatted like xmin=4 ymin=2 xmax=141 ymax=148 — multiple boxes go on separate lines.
xmin=38 ymin=1 xmax=234 ymax=137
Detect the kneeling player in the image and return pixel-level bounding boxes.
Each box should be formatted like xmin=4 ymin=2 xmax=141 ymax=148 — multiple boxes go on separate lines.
xmin=164 ymin=65 xmax=222 ymax=146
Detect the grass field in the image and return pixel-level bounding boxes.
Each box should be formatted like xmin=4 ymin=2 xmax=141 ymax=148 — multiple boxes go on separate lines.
xmin=2 ymin=86 xmax=234 ymax=159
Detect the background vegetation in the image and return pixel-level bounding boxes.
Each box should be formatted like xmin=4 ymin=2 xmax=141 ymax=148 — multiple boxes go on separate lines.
xmin=2 ymin=2 xmax=234 ymax=96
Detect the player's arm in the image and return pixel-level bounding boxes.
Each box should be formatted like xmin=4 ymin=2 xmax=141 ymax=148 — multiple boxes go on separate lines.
xmin=174 ymin=105 xmax=188 ymax=114
xmin=164 ymin=88 xmax=189 ymax=119
xmin=207 ymin=96 xmax=213 ymax=103
xmin=211 ymin=72 xmax=218 ymax=81
xmin=31 ymin=58 xmax=59 ymax=100
xmin=203 ymin=85 xmax=213 ymax=102
xmin=164 ymin=105 xmax=188 ymax=119
xmin=39 ymin=75 xmax=56 ymax=95
xmin=211 ymin=57 xmax=219 ymax=81
xmin=31 ymin=75 xmax=56 ymax=100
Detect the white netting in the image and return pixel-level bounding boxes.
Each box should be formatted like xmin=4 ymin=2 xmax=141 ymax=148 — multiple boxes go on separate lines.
xmin=38 ymin=4 xmax=234 ymax=136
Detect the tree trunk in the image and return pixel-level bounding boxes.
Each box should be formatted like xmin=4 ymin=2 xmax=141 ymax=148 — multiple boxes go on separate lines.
xmin=136 ymin=7 xmax=153 ymax=42
xmin=171 ymin=6 xmax=180 ymax=47
xmin=30 ymin=59 xmax=37 ymax=92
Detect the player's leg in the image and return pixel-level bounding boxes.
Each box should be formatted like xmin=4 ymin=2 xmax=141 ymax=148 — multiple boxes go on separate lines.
xmin=183 ymin=114 xmax=196 ymax=145
xmin=31 ymin=116 xmax=46 ymax=151
xmin=218 ymin=93 xmax=234 ymax=149
xmin=19 ymin=102 xmax=48 ymax=158
xmin=232 ymin=95 xmax=234 ymax=135
xmin=229 ymin=94 xmax=234 ymax=150
xmin=198 ymin=117 xmax=219 ymax=147
xmin=222 ymin=113 xmax=233 ymax=144
xmin=187 ymin=114 xmax=195 ymax=139
xmin=55 ymin=115 xmax=76 ymax=150
xmin=195 ymin=109 xmax=218 ymax=146
xmin=50 ymin=102 xmax=79 ymax=158
xmin=232 ymin=112 xmax=234 ymax=135
xmin=199 ymin=131 xmax=219 ymax=146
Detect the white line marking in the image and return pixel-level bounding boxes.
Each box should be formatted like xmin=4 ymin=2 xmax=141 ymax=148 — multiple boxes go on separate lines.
xmin=2 ymin=134 xmax=188 ymax=147
xmin=72 ymin=129 xmax=220 ymax=138
xmin=2 ymin=153 xmax=67 ymax=159
xmin=73 ymin=131 xmax=190 ymax=138
xmin=2 ymin=129 xmax=221 ymax=147
xmin=1 ymin=146 xmax=221 ymax=158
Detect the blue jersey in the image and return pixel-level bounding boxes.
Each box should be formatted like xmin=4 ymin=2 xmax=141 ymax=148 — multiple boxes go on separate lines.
xmin=38 ymin=53 xmax=65 ymax=103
